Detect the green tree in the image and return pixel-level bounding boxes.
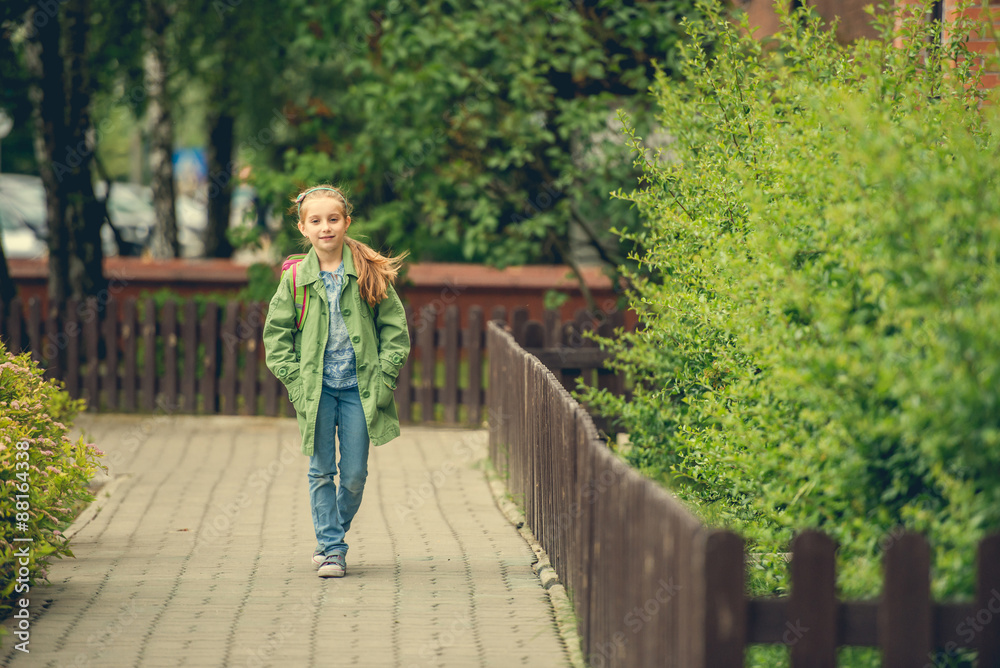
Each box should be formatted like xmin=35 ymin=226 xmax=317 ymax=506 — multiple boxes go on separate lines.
xmin=17 ymin=0 xmax=108 ymax=303
xmin=145 ymin=0 xmax=180 ymax=258
xmin=3 ymin=0 xmax=146 ymax=301
xmin=251 ymin=0 xmax=701 ymax=295
xmin=580 ymin=0 xmax=997 ymax=614
xmin=171 ymin=0 xmax=301 ymax=258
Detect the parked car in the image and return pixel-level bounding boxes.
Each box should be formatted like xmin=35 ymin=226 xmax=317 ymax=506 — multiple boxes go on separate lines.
xmin=0 ymin=203 xmax=47 ymax=260
xmin=1 ymin=174 xmax=119 ymax=257
xmin=94 ymin=180 xmax=155 ymax=255
xmin=0 ymin=174 xmax=258 ymax=258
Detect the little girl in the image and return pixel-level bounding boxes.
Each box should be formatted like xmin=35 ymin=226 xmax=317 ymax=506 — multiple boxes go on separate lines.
xmin=262 ymin=185 xmax=410 ymax=578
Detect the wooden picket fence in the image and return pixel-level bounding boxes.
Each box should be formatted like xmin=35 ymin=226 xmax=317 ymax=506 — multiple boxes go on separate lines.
xmin=0 ymin=296 xmax=629 ymax=424
xmin=487 ymin=321 xmax=1000 ymax=668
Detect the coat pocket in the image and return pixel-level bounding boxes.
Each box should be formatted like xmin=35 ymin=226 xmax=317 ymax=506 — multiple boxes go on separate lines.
xmin=286 ymin=376 xmax=305 ymax=409
xmin=376 ymin=371 xmax=395 ymax=410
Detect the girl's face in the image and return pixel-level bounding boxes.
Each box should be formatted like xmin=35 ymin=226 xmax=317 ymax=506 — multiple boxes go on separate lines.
xmin=298 ymin=196 xmax=351 ymax=255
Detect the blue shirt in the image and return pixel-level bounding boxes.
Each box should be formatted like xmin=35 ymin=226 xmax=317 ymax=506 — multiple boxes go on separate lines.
xmin=319 ymin=263 xmax=358 ymax=389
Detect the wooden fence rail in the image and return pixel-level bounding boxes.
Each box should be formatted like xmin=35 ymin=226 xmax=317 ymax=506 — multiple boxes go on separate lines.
xmin=487 ymin=321 xmax=1000 ymax=668
xmin=0 ymin=296 xmax=630 ymax=426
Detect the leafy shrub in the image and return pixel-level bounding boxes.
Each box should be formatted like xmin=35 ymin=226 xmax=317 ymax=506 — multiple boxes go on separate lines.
xmin=0 ymin=342 xmax=105 ymax=619
xmin=581 ymin=0 xmax=999 ymax=610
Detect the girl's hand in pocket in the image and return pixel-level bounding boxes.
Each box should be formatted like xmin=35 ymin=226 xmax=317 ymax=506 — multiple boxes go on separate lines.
xmin=376 ymin=372 xmax=395 ymax=409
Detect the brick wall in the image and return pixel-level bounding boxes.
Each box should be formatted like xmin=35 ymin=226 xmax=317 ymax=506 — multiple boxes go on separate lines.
xmin=955 ymin=1 xmax=1000 ymax=89
xmin=736 ymin=0 xmax=884 ymax=41
xmin=735 ymin=0 xmax=1000 ymax=90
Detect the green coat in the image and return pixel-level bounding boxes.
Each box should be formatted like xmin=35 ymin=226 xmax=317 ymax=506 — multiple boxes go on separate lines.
xmin=262 ymin=244 xmax=410 ymax=455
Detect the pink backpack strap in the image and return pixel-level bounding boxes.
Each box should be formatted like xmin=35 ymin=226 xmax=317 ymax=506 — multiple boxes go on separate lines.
xmin=291 ymin=261 xmax=309 ymax=329
xmin=281 ymin=254 xmax=309 ymax=330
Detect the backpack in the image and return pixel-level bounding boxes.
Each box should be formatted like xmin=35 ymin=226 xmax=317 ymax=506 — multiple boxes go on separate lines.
xmin=281 ymin=254 xmax=310 ymax=330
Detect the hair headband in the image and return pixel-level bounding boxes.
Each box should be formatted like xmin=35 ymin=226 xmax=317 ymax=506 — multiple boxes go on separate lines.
xmin=296 ymin=186 xmax=348 ymax=215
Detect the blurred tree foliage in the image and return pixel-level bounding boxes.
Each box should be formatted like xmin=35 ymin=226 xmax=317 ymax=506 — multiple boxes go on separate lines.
xmin=251 ymin=0 xmax=701 ymax=282
xmin=580 ymin=0 xmax=998 ymax=628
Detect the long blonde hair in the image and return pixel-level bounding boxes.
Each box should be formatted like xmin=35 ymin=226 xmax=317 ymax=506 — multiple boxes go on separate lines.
xmin=292 ymin=185 xmax=408 ymax=307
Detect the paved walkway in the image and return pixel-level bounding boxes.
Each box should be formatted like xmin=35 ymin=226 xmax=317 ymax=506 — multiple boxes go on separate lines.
xmin=1 ymin=416 xmax=570 ymax=668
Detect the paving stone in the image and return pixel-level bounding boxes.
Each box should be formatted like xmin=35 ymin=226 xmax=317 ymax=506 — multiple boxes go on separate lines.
xmin=0 ymin=416 xmax=570 ymax=667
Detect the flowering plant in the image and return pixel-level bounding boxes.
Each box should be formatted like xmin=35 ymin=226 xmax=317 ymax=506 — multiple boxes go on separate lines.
xmin=0 ymin=342 xmax=105 ymax=622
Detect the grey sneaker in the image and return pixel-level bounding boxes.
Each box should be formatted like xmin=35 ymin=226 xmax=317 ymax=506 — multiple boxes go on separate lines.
xmin=317 ymin=553 xmax=346 ymax=578
xmin=312 ymin=550 xmax=325 ymax=568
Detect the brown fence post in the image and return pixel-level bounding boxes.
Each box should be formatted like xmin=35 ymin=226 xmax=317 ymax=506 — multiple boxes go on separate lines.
xmin=140 ymin=298 xmax=158 ymax=413
xmin=543 ymin=308 xmax=560 ymax=348
xmin=121 ymin=298 xmax=138 ymax=412
xmin=43 ymin=303 xmax=59 ymax=381
xmin=141 ymin=298 xmax=157 ymax=412
xmin=6 ymin=296 xmax=23 ymax=354
xmin=976 ymin=533 xmax=1000 ymax=667
xmin=880 ymin=532 xmax=932 ymax=667
xmin=201 ymin=301 xmax=219 ymax=414
xmin=64 ymin=299 xmax=80 ymax=398
xmin=511 ymin=306 xmax=529 ymax=345
xmin=574 ymin=409 xmax=598 ymax=662
xmin=162 ymin=300 xmax=178 ymax=411
xmin=596 ymin=311 xmax=623 ymax=396
xmin=523 ymin=320 xmax=544 ymax=348
xmin=693 ymin=530 xmax=746 ymax=668
xmin=465 ymin=305 xmax=483 ymax=426
xmin=418 ymin=304 xmax=436 ymax=422
xmin=259 ymin=300 xmax=277 ymax=417
xmin=241 ymin=302 xmax=260 ymax=415
xmin=220 ymin=301 xmax=240 ymax=415
xmin=26 ymin=297 xmax=42 ymax=366
xmin=182 ymin=300 xmax=198 ymax=412
xmin=82 ymin=298 xmax=99 ymax=410
xmin=790 ymin=530 xmax=837 ymax=668
xmin=396 ymin=305 xmax=413 ymax=422
xmin=442 ymin=304 xmax=459 ymax=423
xmin=103 ymin=297 xmax=119 ymax=411
xmin=558 ymin=319 xmax=581 ymax=393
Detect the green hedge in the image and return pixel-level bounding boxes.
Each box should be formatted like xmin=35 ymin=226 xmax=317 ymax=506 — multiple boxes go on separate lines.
xmin=0 ymin=342 xmax=105 ymax=623
xmin=581 ymin=0 xmax=999 ymax=613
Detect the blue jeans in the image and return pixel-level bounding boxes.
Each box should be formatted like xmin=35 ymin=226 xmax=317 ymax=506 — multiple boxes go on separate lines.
xmin=309 ymin=385 xmax=370 ymax=557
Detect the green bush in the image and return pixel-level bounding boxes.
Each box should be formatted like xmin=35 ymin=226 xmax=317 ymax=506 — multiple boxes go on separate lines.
xmin=0 ymin=342 xmax=105 ymax=620
xmin=581 ymin=0 xmax=999 ymax=612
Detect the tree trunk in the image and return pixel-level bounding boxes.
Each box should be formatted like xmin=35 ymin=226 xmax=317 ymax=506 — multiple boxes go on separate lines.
xmin=0 ymin=232 xmax=15 ymax=308
xmin=61 ymin=0 xmax=107 ymax=301
xmin=145 ymin=0 xmax=179 ymax=258
xmin=24 ymin=3 xmax=70 ymax=305
xmin=204 ymin=106 xmax=235 ymax=258
xmin=24 ymin=0 xmax=106 ymax=305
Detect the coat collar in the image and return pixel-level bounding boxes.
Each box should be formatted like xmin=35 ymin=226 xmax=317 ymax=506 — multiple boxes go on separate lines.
xmin=294 ymin=242 xmax=358 ymax=287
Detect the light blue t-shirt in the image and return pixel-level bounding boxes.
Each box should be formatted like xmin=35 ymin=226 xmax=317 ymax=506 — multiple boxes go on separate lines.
xmin=319 ymin=263 xmax=358 ymax=389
